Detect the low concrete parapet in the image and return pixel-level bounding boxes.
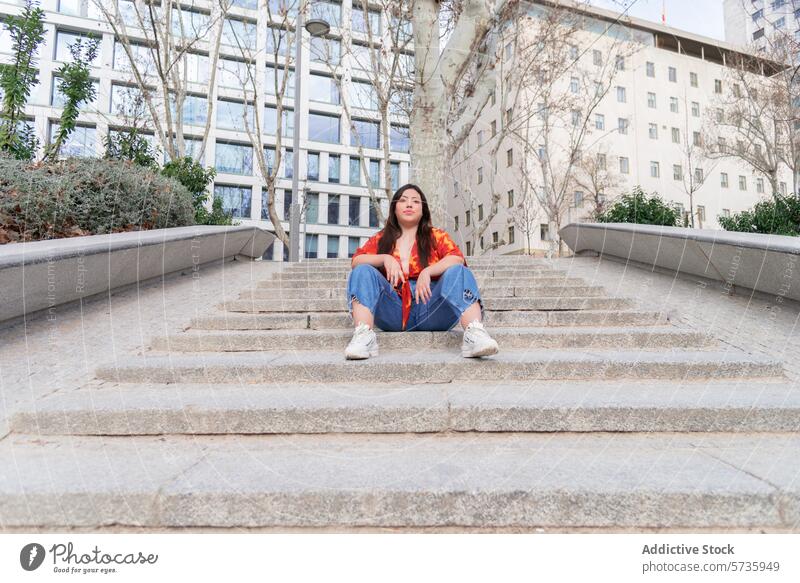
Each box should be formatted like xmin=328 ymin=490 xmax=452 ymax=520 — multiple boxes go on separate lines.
xmin=559 ymin=222 xmax=799 ymax=303
xmin=0 ymin=225 xmax=274 ymax=324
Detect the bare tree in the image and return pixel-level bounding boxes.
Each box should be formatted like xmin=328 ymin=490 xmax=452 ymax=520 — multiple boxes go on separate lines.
xmin=92 ymin=0 xmax=229 ymax=161
xmin=573 ymin=146 xmax=621 ymax=218
xmin=704 ymin=36 xmax=799 ymax=197
xmin=508 ymin=182 xmax=539 ymax=255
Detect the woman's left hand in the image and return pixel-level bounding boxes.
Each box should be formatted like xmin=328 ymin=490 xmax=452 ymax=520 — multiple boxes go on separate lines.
xmin=415 ymin=268 xmax=432 ymax=304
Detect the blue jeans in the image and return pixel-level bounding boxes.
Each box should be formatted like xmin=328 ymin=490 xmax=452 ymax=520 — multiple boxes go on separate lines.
xmin=346 ymin=263 xmax=485 ymax=331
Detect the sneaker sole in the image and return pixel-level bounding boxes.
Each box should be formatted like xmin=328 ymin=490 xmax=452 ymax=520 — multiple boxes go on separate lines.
xmin=345 ymin=347 xmax=379 ymax=360
xmin=461 ymin=342 xmax=499 ymax=358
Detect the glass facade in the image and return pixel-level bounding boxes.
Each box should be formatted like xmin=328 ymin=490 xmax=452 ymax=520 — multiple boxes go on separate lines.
xmin=215 ymin=142 xmax=253 ymax=175
xmin=308 ymin=112 xmax=340 ymax=143
xmin=215 ymin=185 xmax=252 ymax=218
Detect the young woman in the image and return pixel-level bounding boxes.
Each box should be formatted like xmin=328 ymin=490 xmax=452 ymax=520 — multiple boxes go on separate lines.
xmin=345 ymin=183 xmax=500 ymax=360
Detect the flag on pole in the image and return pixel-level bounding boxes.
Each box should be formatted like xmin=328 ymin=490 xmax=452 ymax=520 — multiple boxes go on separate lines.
xmin=662 ymin=0 xmax=667 ymax=24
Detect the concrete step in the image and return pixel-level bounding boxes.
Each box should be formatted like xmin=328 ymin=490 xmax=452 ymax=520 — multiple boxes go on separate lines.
xmin=293 ymin=258 xmax=553 ymax=266
xmin=149 ymin=326 xmax=716 ymax=352
xmin=257 ymin=276 xmax=586 ymax=289
xmin=269 ymin=268 xmax=567 ymax=280
xmin=13 ymin=379 xmax=798 ymax=436
xmin=222 ymin=296 xmax=635 ymax=313
xmin=1 ymin=432 xmax=797 ymax=528
xmin=93 ymin=349 xmax=783 ymax=384
xmin=190 ymin=310 xmax=670 ymax=330
xmin=241 ymin=284 xmax=608 ymax=300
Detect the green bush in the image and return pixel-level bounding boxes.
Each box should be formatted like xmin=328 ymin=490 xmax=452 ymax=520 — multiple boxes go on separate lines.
xmin=718 ymin=195 xmax=800 ymax=236
xmin=595 ymin=186 xmax=679 ymax=226
xmin=0 ymin=155 xmax=194 ymax=243
xmin=162 ymin=156 xmax=232 ymax=225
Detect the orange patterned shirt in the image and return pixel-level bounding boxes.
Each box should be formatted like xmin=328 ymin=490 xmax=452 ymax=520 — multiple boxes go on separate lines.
xmin=351 ymin=227 xmax=467 ymax=330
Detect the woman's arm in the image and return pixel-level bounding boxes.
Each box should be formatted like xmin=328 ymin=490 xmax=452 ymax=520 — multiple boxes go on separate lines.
xmin=351 ymin=253 xmax=389 ymax=269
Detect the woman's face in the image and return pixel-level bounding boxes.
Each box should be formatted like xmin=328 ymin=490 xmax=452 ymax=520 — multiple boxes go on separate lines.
xmin=395 ymin=189 xmax=423 ymax=226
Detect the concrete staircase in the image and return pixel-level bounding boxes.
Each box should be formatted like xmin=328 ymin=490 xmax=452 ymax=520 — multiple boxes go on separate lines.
xmin=4 ymin=257 xmax=799 ymax=530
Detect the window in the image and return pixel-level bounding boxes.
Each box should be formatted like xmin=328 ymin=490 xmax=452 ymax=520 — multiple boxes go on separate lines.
xmin=540 ymin=223 xmax=550 ymax=241
xmin=669 ymin=97 xmax=678 ymax=113
xmin=351 ymin=119 xmax=380 ymax=149
xmin=490 ymin=120 xmax=497 ymax=137
xmin=327 ymin=235 xmax=340 ymax=258
xmin=349 ymin=157 xmax=362 ymax=186
xmin=616 ymin=86 xmax=626 ymax=103
xmin=308 ymin=74 xmax=340 ymax=104
xmin=492 ymin=231 xmax=499 ymax=244
xmin=222 ymin=18 xmax=257 ymax=48
xmin=716 ymin=108 xmax=724 ymax=123
xmin=573 ymin=191 xmax=584 ymax=207
xmin=694 ymin=167 xmax=704 ymax=183
xmin=348 ymin=196 xmax=361 ymax=226
xmin=618 ymin=117 xmax=629 ymax=135
xmin=309 ymin=0 xmax=341 ymax=27
xmin=571 ymin=110 xmax=581 ymax=127
xmin=480 ymin=236 xmax=484 ymax=250
xmin=753 ymin=28 xmax=765 ymax=40
xmin=738 ymin=176 xmax=747 ymax=191
xmin=477 ymin=166 xmax=483 ymax=184
xmin=697 ymin=205 xmax=706 ymax=221
xmin=176 ymin=94 xmax=207 ymax=126
xmin=307 ymin=152 xmax=320 ymax=181
xmin=304 ymin=234 xmax=318 ymax=259
xmin=506 ymin=148 xmax=513 ymax=166
xmin=52 ymin=76 xmax=99 ymax=110
xmin=592 ymin=49 xmax=602 ymax=66
xmin=756 ymin=177 xmax=764 ymax=193
xmin=693 ymin=131 xmax=702 ymax=147
xmin=465 ymin=210 xmax=471 ymax=226
xmin=305 ymin=192 xmax=320 ymax=224
xmin=714 ymin=79 xmax=722 ymax=94
xmin=466 ymin=241 xmax=472 ymax=255
xmin=477 ymin=130 xmax=484 ymax=146
xmin=265 ymin=65 xmax=295 ymax=98
xmin=390 ymin=125 xmax=409 ymax=153
xmin=690 ymin=72 xmax=698 ymax=87
xmin=597 ymin=153 xmax=606 ymax=169
xmin=328 ymin=154 xmax=340 ymax=183
xmin=55 ymin=31 xmax=99 ymax=65
xmin=505 ymin=107 xmax=513 ymax=125
xmin=720 ymin=172 xmax=729 ymax=188
xmin=673 ymin=164 xmax=683 ymax=181
xmin=507 ymin=189 xmax=514 ymax=207
xmin=569 ymin=44 xmax=578 ymax=59
xmin=215 ymin=185 xmax=252 ymax=218
xmin=595 ymin=113 xmax=605 ymax=130
xmin=647 ymin=92 xmax=656 ymax=108
xmin=348 ymin=236 xmax=359 ymax=258
xmin=218 ymin=58 xmax=253 ymax=89
xmin=368 ymin=159 xmax=380 ymax=188
xmin=774 ymin=16 xmax=785 ymax=29
xmin=327 ymin=194 xmax=340 ymax=224
xmin=752 ymin=9 xmax=763 ymax=21
xmin=282 ymin=190 xmax=292 ymax=221
xmin=350 ymin=5 xmax=381 ymax=34
xmin=722 ymin=208 xmax=731 ymax=218
xmin=50 ymin=123 xmax=96 ymax=158
xmin=668 ymin=66 xmax=677 ymax=82
xmin=570 ymin=77 xmax=579 ymax=94
xmin=390 ymin=161 xmax=400 ymax=190
xmin=646 ymin=61 xmax=655 ymax=77
xmin=454 ymin=215 xmax=459 ymax=231
xmin=59 ymin=0 xmax=103 ymax=18
xmin=310 ymin=36 xmax=341 ymax=65
xmin=478 ymin=204 xmax=484 ymax=221
xmin=283 ymin=148 xmax=294 ymax=178
xmin=264 ymin=105 xmax=294 ymax=137
xmin=648 ymin=123 xmax=658 ymax=139
xmin=619 ymin=156 xmax=629 ymax=174
xmin=217 ymin=99 xmax=255 ymax=130
xmin=215 ymin=142 xmax=253 ymax=175
xmin=308 ymin=112 xmax=340 ymax=143
xmin=691 ymin=102 xmax=700 ymax=117
xmin=368 ymin=199 xmax=379 ymax=227
xmin=615 ymin=56 xmax=625 ymax=70
xmin=351 ymin=81 xmax=378 ymax=110
xmin=671 ymin=127 xmax=680 ymax=143
xmin=650 ymin=161 xmax=660 ymax=178
xmin=508 ymin=225 xmax=515 ymax=244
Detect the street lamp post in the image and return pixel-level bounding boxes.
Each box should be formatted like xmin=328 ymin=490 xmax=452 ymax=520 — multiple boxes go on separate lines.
xmin=288 ymin=1 xmax=330 ymax=262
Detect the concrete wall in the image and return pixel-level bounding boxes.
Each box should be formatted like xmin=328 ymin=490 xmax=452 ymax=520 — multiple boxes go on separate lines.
xmin=0 ymin=226 xmax=274 ymax=324
xmin=560 ymin=222 xmax=799 ymax=303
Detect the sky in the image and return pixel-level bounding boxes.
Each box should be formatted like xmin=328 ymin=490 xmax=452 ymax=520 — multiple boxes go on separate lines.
xmin=588 ymin=0 xmax=726 ymax=41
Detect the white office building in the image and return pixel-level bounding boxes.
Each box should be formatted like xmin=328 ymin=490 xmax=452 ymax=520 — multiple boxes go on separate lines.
xmin=446 ymin=0 xmax=793 ymax=256
xmin=0 ymin=0 xmax=412 ymax=260
xmin=723 ymin=0 xmax=800 ymax=50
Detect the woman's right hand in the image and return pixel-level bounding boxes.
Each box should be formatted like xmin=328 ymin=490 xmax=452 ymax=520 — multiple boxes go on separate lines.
xmin=383 ymin=254 xmax=405 ymax=287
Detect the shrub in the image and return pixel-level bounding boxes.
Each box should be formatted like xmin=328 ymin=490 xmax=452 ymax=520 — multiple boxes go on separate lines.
xmin=0 ymin=155 xmax=194 ymax=243
xmin=162 ymin=156 xmax=232 ymax=225
xmin=595 ymin=186 xmax=679 ymax=226
xmin=104 ymin=129 xmax=161 ymax=171
xmin=718 ymin=195 xmax=800 ymax=236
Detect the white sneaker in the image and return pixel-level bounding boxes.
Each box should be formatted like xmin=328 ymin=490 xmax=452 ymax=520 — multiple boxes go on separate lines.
xmin=345 ymin=322 xmax=379 ymax=360
xmin=461 ymin=320 xmax=499 ymax=358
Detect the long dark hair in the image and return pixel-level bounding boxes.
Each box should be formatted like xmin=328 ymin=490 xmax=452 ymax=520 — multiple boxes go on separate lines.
xmin=376 ymin=183 xmax=433 ymax=269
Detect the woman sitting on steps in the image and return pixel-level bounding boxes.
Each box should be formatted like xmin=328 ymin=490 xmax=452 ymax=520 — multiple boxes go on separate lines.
xmin=345 ymin=183 xmax=500 ymax=360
